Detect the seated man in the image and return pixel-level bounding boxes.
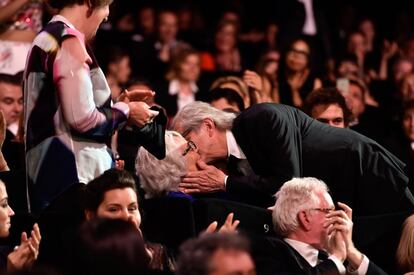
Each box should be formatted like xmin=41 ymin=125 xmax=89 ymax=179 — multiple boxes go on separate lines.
xmin=176 ymin=232 xmax=256 ymax=275
xmin=303 ymin=87 xmax=352 ymax=128
xmin=255 ymin=177 xmax=387 ymax=275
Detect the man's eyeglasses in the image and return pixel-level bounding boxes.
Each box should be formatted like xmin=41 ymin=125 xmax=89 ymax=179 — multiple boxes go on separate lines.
xmin=289 ymin=48 xmax=310 ymax=58
xmin=182 ymin=141 xmax=197 ymax=156
xmin=310 ymin=208 xmax=335 ymax=214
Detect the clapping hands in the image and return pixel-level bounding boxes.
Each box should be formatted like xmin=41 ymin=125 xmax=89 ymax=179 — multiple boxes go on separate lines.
xmin=7 ymin=223 xmax=41 ymax=271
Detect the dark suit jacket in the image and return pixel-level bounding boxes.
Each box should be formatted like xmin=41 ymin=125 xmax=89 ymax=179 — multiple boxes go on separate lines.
xmin=252 ymin=237 xmax=388 ymax=275
xmin=227 ymin=103 xmax=414 ymax=215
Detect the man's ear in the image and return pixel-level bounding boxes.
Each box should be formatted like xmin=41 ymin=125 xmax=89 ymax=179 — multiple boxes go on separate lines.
xmin=298 ymin=210 xmax=311 ymax=231
xmin=203 ymin=118 xmax=215 ymax=137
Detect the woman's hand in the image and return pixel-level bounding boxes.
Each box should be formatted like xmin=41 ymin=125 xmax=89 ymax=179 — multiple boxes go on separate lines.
xmin=7 ymin=223 xmax=41 ymax=271
xmin=202 ymin=213 xmax=240 ymax=235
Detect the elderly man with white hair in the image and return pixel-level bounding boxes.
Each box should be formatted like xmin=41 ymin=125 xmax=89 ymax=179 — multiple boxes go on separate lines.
xmin=255 ymin=177 xmax=387 ymax=275
xmin=171 ymin=101 xmax=414 ymax=215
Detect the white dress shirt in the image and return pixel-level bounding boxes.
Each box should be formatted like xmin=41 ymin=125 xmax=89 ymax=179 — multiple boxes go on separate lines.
xmin=168 ymin=79 xmax=198 ymax=111
xmin=223 ymin=130 xmax=246 ymax=186
xmin=284 ymin=238 xmax=370 ymax=275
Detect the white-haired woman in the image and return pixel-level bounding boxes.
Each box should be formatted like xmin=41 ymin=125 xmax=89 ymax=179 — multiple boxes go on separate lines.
xmin=136 ymin=131 xmax=200 ymax=198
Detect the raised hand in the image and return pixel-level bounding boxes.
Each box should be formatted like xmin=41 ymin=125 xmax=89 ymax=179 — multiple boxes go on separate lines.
xmin=128 ymin=101 xmax=159 ymax=128
xmin=243 ymin=70 xmax=263 ymax=92
xmin=203 ymin=213 xmax=240 ymax=235
xmin=7 ymin=223 xmax=41 ymax=271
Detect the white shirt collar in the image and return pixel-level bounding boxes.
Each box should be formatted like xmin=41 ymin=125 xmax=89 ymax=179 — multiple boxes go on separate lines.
xmin=168 ymin=79 xmax=198 ymax=96
xmin=284 ymin=238 xmax=319 ymax=267
xmin=226 ymin=130 xmax=246 ymax=159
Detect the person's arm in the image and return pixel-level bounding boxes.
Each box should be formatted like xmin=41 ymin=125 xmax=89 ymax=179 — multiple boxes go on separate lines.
xmin=54 ymin=36 xmax=127 ymax=137
xmin=0 ymin=111 xmax=8 ymax=172
xmin=0 ymin=0 xmax=29 ymax=23
xmin=54 ymin=36 xmax=158 ymax=143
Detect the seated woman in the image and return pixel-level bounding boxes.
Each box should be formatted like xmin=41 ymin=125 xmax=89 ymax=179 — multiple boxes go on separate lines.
xmin=136 ymin=130 xmax=201 ymax=199
xmin=0 ymin=110 xmax=41 ymax=271
xmin=83 ymin=168 xmax=237 ymax=273
xmin=83 ymin=168 xmax=173 ymax=272
xmin=0 ymin=179 xmax=40 ymax=271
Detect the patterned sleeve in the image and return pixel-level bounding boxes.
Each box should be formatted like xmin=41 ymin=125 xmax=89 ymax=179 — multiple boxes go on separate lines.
xmin=53 ymin=34 xmax=127 ymax=141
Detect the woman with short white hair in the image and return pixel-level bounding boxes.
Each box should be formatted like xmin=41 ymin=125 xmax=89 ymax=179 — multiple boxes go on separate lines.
xmin=136 ymin=131 xmax=200 ymax=198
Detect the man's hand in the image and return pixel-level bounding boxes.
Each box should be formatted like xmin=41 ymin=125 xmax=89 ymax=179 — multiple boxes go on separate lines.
xmin=179 ymin=160 xmax=226 ymax=194
xmin=128 ymin=101 xmax=159 ymax=128
xmin=326 ymin=227 xmax=347 ymax=262
xmin=327 ymin=202 xmax=364 ymax=270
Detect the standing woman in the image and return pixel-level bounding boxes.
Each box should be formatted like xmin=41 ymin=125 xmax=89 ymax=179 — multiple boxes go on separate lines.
xmin=23 ymin=0 xmax=162 ymax=212
xmin=278 ymin=39 xmax=322 ymax=108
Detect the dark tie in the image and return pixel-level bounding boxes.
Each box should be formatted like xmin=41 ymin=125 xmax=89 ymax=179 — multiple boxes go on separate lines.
xmin=227 ymin=155 xmax=253 ymax=176
xmin=318 ymin=250 xmax=329 ymax=263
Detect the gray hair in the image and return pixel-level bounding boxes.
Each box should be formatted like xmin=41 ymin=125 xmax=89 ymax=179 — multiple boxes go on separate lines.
xmin=136 ymin=131 xmax=187 ymax=198
xmin=272 ymin=177 xmax=329 ymax=237
xmin=171 ymin=101 xmax=236 ymax=136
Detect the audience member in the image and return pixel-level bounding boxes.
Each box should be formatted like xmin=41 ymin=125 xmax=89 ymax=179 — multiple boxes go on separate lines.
xmin=0 ymin=74 xmax=24 ymax=170
xmin=0 ymin=0 xmax=43 ymax=74
xmin=212 ymin=20 xmax=243 ymax=73
xmin=384 ymin=100 xmax=414 ymax=187
xmin=278 ymin=39 xmax=322 ymax=108
xmin=0 ymin=179 xmax=40 ymax=271
xmin=210 ymin=76 xmax=251 ymax=108
xmin=303 ymin=87 xmax=352 ymax=128
xmin=176 ymin=232 xmax=256 ymax=275
xmin=396 ymin=214 xmax=414 ymax=274
xmin=83 ymin=168 xmax=174 ymax=272
xmin=156 ymin=48 xmax=205 ymax=117
xmin=342 ymin=79 xmax=388 ymax=143
xmin=100 ymin=46 xmax=132 ymax=102
xmin=73 ymin=218 xmax=150 ymax=275
xmin=172 ymin=101 xmax=414 ymax=215
xmin=209 ymin=88 xmax=245 ymax=113
xmin=24 ymin=0 xmax=165 ymax=212
xmin=255 ymin=177 xmax=387 ymax=275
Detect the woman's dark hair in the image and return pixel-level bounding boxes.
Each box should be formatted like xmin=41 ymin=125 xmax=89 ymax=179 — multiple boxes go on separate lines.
xmin=82 ymin=168 xmax=138 ymax=213
xmin=47 ymin=0 xmax=113 ymax=11
xmin=74 ymin=218 xmax=150 ymax=275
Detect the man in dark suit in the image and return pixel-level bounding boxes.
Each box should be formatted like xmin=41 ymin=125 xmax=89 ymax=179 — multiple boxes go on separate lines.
xmin=253 ymin=177 xmax=387 ymax=275
xmin=172 ymin=102 xmax=414 ymax=215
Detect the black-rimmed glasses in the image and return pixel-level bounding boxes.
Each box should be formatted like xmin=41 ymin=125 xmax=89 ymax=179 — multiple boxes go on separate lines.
xmin=182 ymin=141 xmax=197 ymax=156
